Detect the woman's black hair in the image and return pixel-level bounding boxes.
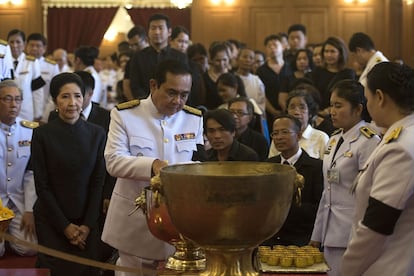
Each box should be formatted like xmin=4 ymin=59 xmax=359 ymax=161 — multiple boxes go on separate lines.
xmin=50 ymin=72 xmax=85 ymax=101
xmin=367 ymin=62 xmax=414 ymax=112
xmin=286 ymin=88 xmax=319 ymax=119
xmin=330 ymin=79 xmax=371 ymax=122
xmin=216 ymin=72 xmax=246 ymax=97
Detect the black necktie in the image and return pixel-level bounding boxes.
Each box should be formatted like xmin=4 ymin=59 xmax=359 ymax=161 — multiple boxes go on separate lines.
xmin=332 ymin=136 xmax=344 ymax=160
xmin=13 ymin=60 xmax=18 ymax=70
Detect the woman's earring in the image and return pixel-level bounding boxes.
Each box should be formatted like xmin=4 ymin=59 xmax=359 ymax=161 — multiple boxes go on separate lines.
xmin=55 ymin=108 xmax=59 ymax=113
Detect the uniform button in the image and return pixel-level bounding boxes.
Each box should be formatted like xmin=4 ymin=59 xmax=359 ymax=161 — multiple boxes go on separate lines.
xmin=162 ymin=120 xmax=167 ymax=126
xmin=7 ymin=162 xmax=12 ymax=167
xmin=7 ymin=177 xmax=11 ymax=181
xmin=164 ymin=138 xmax=169 ymax=143
xmin=327 ymin=186 xmax=331 ymax=190
xmin=8 ymin=148 xmax=12 ymax=151
xmin=7 ymin=132 xmax=12 ymax=136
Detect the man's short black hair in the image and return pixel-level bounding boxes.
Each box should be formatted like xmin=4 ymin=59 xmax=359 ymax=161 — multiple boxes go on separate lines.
xmin=127 ymin=25 xmax=146 ymax=40
xmin=153 ymin=59 xmax=191 ymax=87
xmin=7 ymin=29 xmax=25 ymax=42
xmin=273 ymin=114 xmax=302 ymax=133
xmin=27 ymin=33 xmax=47 ymax=45
xmin=148 ymin=13 xmax=171 ymax=29
xmin=348 ymin=32 xmax=376 ymax=52
xmin=204 ymin=109 xmax=236 ymax=134
xmin=74 ymin=71 xmax=95 ymax=91
xmin=288 ymin=24 xmax=307 ymax=36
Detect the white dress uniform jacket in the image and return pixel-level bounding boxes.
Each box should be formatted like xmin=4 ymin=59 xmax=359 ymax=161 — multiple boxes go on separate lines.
xmin=358 ymin=51 xmax=388 ymax=88
xmin=102 ymin=97 xmax=204 ymax=259
xmin=342 ymin=114 xmax=414 ymax=276
xmin=311 ymin=121 xmax=380 ymax=247
xmin=39 ymin=57 xmax=59 ymax=110
xmin=0 ymin=117 xmax=36 ymax=215
xmin=86 ymin=65 xmax=104 ymax=108
xmin=13 ymin=53 xmax=44 ymax=121
xmin=0 ymin=41 xmax=12 ymax=80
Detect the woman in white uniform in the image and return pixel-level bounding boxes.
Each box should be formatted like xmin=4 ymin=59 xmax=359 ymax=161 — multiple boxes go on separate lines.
xmin=342 ymin=62 xmax=414 ymax=276
xmin=310 ymin=79 xmax=380 ymax=276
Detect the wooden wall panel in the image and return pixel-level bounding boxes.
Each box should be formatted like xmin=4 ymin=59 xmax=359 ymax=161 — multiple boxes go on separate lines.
xmin=296 ymin=8 xmax=329 ymax=44
xmin=249 ymin=8 xmax=283 ymax=50
xmin=0 ymin=0 xmax=42 ymax=41
xmin=336 ymin=8 xmax=374 ymax=43
xmin=193 ymin=7 xmax=242 ymax=49
xmin=0 ymin=11 xmax=28 ymax=35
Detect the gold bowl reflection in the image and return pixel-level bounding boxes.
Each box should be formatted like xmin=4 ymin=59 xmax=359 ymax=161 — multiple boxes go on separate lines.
xmin=160 ymin=162 xmax=297 ymax=276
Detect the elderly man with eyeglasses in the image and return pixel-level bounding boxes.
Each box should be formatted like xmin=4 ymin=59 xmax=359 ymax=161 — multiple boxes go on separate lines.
xmin=262 ymin=114 xmax=323 ymax=247
xmin=0 ymin=79 xmax=38 ymax=257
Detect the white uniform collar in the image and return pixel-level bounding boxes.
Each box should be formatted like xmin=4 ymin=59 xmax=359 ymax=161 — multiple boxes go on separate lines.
xmin=301 ymin=124 xmax=313 ymax=139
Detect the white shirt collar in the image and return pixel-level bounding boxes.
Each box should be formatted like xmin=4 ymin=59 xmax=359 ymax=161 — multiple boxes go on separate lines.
xmin=82 ymin=102 xmax=92 ymax=120
xmin=281 ymin=147 xmax=302 ymax=165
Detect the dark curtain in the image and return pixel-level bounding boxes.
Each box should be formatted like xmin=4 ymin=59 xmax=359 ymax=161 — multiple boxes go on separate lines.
xmin=126 ymin=8 xmax=191 ymax=33
xmin=47 ymin=8 xmax=118 ymax=53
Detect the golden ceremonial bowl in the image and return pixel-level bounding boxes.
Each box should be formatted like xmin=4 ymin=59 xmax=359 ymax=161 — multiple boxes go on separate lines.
xmin=159 ymin=162 xmax=298 ymax=276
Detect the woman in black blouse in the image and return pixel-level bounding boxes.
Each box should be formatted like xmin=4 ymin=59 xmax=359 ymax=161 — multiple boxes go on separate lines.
xmin=31 ymin=73 xmax=106 ymax=276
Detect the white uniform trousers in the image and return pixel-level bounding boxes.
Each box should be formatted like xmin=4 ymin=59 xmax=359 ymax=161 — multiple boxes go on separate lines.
xmin=324 ymin=246 xmax=346 ymax=276
xmin=0 ymin=201 xmax=37 ymax=256
xmin=115 ymin=250 xmax=159 ymax=276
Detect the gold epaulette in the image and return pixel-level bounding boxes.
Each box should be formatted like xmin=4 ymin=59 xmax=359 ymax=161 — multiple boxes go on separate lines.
xmin=384 ymin=126 xmax=402 ymax=144
xmin=44 ymin=57 xmax=56 ymax=65
xmin=20 ymin=120 xmax=39 ymax=129
xmin=182 ymin=105 xmax=202 ymax=117
xmin=331 ymin=128 xmax=342 ymax=136
xmin=360 ymin=126 xmax=377 ymax=138
xmin=0 ymin=39 xmax=7 ymax=46
xmin=26 ymin=55 xmax=36 ymax=61
xmin=115 ymin=99 xmax=140 ymax=110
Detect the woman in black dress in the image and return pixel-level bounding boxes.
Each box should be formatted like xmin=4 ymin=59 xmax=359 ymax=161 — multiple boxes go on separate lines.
xmin=31 ymin=73 xmax=106 ymax=276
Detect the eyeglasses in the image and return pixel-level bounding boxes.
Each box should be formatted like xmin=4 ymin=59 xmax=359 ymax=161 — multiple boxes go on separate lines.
xmin=0 ymin=95 xmax=23 ymax=104
xmin=229 ymin=110 xmax=250 ymax=117
xmin=270 ymin=130 xmax=296 ymax=138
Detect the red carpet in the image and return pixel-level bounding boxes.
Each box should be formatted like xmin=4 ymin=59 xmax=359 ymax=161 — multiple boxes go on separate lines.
xmin=0 ymin=250 xmax=36 ymax=268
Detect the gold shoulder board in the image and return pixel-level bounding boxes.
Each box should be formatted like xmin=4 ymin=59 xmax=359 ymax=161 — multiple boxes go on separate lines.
xmin=360 ymin=126 xmax=377 ymax=138
xmin=26 ymin=55 xmax=36 ymax=61
xmin=20 ymin=120 xmax=39 ymax=129
xmin=331 ymin=128 xmax=342 ymax=136
xmin=115 ymin=99 xmax=140 ymax=110
xmin=45 ymin=58 xmax=56 ymax=65
xmin=385 ymin=126 xmax=403 ymax=144
xmin=0 ymin=39 xmax=7 ymax=46
xmin=182 ymin=105 xmax=202 ymax=117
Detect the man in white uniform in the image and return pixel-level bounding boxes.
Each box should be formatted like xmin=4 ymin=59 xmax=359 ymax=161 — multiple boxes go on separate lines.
xmin=26 ymin=33 xmax=59 ymax=123
xmin=7 ymin=29 xmax=45 ymax=121
xmin=0 ymin=39 xmax=13 ymax=80
xmin=0 ymin=80 xmax=37 ymax=257
xmin=348 ymin=32 xmax=388 ymax=88
xmin=102 ymin=59 xmax=204 ymax=276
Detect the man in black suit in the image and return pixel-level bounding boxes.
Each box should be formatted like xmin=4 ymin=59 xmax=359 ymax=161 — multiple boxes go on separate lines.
xmin=48 ymin=71 xmax=116 ymax=271
xmin=264 ymin=114 xmax=323 ymax=246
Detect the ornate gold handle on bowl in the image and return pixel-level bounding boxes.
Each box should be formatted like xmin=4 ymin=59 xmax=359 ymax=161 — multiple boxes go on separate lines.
xmin=129 ymin=174 xmax=163 ymax=216
xmin=294 ymin=173 xmax=305 ymax=206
